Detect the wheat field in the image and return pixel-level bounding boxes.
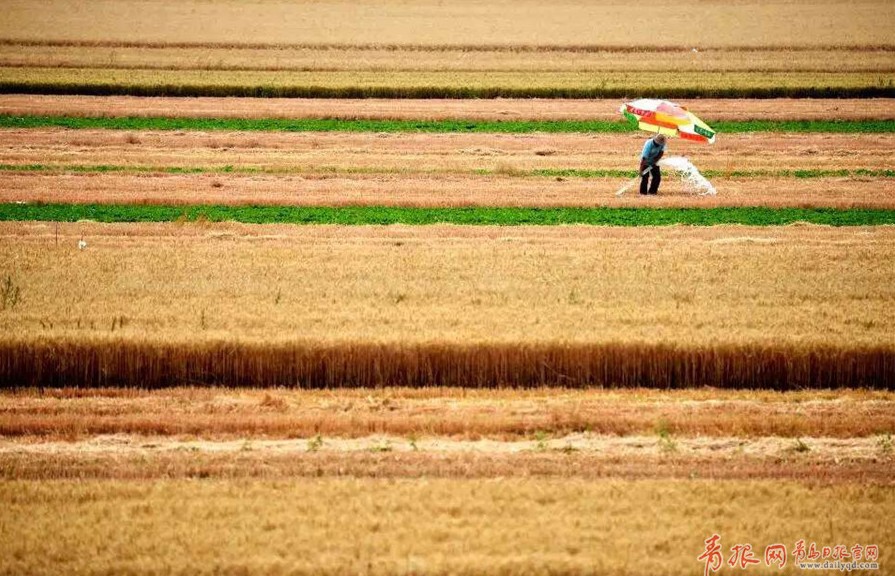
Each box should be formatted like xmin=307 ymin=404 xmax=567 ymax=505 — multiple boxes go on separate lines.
xmin=1 ymin=222 xmax=893 ymax=387
xmin=4 ymin=222 xmax=893 ymax=347
xmin=2 ymin=0 xmax=894 ymax=573
xmin=2 ymin=0 xmax=891 ymax=47
xmin=2 ymin=67 xmax=886 ymax=96
xmin=1 ymin=0 xmax=891 ymax=98
xmin=1 ymin=479 xmax=889 ymax=576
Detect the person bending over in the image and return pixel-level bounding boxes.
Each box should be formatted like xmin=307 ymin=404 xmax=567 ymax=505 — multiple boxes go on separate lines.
xmin=640 ymin=133 xmax=667 ymax=195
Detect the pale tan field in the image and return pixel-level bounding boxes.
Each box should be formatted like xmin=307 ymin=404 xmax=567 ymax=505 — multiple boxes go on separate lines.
xmin=2 ymin=479 xmax=891 ymax=576
xmin=4 ymin=95 xmax=892 ymax=121
xmin=3 ymin=44 xmax=894 ymax=73
xmin=1 ymin=129 xmax=891 ymax=208
xmin=2 ymin=222 xmax=893 ymax=347
xmin=1 ymin=67 xmax=884 ymax=93
xmin=3 ymin=130 xmax=891 ymax=172
xmin=4 ymin=172 xmax=893 ymax=209
xmin=3 ymin=437 xmax=894 ymax=483
xmin=1 ymin=0 xmax=891 ymax=47
xmin=3 ymin=387 xmax=893 ymax=440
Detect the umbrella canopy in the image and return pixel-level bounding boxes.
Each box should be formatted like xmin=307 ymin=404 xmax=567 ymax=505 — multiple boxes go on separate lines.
xmin=620 ymin=99 xmax=716 ymax=144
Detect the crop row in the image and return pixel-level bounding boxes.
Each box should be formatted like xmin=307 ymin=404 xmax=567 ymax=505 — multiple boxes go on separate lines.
xmin=3 ymin=203 xmax=895 ymax=226
xmin=3 ymin=115 xmax=894 ymax=134
xmin=2 ymin=339 xmax=893 ymax=389
xmin=1 ymin=67 xmax=893 ymax=99
xmin=3 ymin=81 xmax=892 ymax=100
xmin=2 ymin=163 xmax=893 ymax=180
xmin=2 ymin=163 xmax=895 ymax=180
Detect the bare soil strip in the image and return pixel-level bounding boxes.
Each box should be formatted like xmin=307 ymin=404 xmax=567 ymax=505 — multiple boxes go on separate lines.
xmin=3 ymin=173 xmax=892 ymax=209
xmin=1 ymin=223 xmax=894 ymax=388
xmin=3 ymin=95 xmax=893 ymax=121
xmin=3 ymin=130 xmax=888 ymax=172
xmin=2 ymin=388 xmax=891 ymax=440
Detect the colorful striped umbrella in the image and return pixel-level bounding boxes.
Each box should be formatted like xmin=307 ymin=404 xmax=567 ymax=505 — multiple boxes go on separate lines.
xmin=619 ymin=99 xmax=716 ymax=144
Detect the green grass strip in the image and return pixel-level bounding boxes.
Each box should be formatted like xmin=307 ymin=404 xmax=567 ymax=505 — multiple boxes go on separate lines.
xmin=1 ymin=114 xmax=893 ymax=134
xmin=3 ymin=163 xmax=894 ymax=179
xmin=3 ymin=203 xmax=894 ymax=226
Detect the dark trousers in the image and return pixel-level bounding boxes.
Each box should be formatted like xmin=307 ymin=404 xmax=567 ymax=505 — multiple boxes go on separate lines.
xmin=639 ymin=165 xmax=661 ymax=195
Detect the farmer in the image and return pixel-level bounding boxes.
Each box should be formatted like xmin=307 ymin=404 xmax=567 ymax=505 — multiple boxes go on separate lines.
xmin=640 ymin=133 xmax=666 ymax=195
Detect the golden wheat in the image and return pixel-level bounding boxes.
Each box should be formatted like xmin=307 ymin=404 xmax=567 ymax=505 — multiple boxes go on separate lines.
xmin=1 ymin=223 xmax=893 ymax=387
xmin=1 ymin=479 xmax=892 ymax=575
xmin=1 ymin=67 xmax=885 ymax=93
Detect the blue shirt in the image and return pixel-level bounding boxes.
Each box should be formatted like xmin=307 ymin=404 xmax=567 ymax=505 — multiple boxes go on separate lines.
xmin=641 ymin=138 xmax=666 ymax=164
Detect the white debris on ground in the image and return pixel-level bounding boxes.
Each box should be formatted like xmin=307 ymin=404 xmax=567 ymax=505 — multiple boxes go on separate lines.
xmin=78 ymin=239 xmax=87 ymax=250
xmin=658 ymin=156 xmax=717 ymax=196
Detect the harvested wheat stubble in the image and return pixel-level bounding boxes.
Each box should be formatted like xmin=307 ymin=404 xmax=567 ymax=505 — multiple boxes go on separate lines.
xmin=2 ymin=437 xmax=893 ymax=483
xmin=3 ymin=173 xmax=893 ymax=210
xmin=1 ymin=223 xmax=894 ymax=388
xmin=5 ymin=433 xmax=888 ymax=460
xmin=2 ymin=129 xmax=893 ymax=210
xmin=2 ymin=480 xmax=891 ymax=576
xmin=2 ymin=0 xmax=891 ymax=47
xmin=3 ymin=96 xmax=894 ymax=122
xmin=2 ymin=387 xmax=892 ymax=440
xmin=3 ymin=130 xmax=890 ymax=173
